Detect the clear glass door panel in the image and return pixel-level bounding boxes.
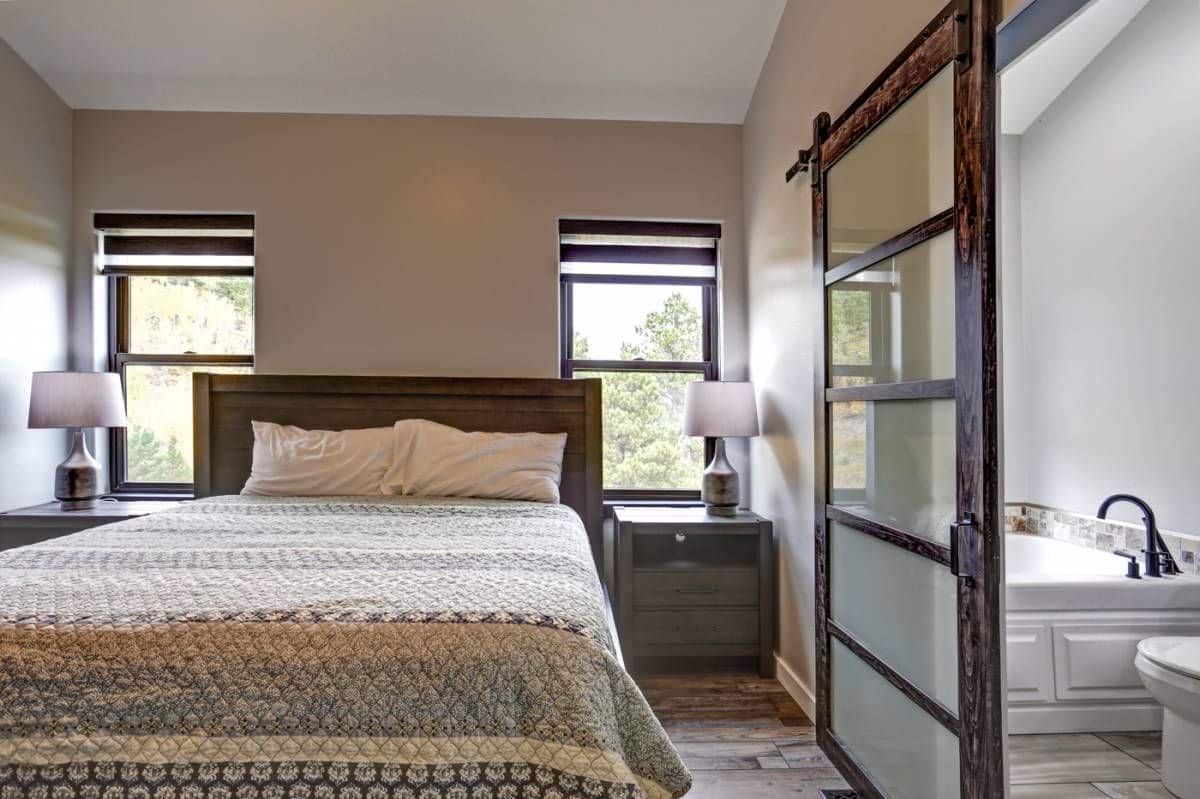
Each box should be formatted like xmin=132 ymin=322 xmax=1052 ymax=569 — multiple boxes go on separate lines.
xmin=830 ymin=398 xmax=955 ymax=545
xmin=829 ymin=230 xmax=955 ymax=385
xmin=827 ymin=66 xmax=954 ymax=268
xmin=830 ymin=520 xmax=959 ymax=711
xmin=831 ymin=638 xmax=961 ymax=799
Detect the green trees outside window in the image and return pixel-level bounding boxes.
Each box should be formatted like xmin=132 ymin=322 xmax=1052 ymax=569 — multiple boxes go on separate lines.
xmin=575 ymin=291 xmax=705 ymax=491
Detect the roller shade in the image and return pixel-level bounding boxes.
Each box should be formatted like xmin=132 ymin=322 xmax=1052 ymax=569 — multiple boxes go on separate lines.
xmin=558 ymin=219 xmax=719 ymax=282
xmin=96 ymin=213 xmax=255 ymax=276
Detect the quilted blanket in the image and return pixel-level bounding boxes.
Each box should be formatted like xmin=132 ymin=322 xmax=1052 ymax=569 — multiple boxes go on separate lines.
xmin=0 ymin=496 xmax=690 ymax=799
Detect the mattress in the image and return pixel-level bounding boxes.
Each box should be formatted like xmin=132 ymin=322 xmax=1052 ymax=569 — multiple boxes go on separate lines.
xmin=0 ymin=495 xmax=690 ymax=798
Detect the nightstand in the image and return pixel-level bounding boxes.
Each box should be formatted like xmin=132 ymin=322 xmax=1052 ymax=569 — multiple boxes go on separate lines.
xmin=612 ymin=506 xmax=775 ymax=677
xmin=0 ymin=500 xmax=178 ymax=551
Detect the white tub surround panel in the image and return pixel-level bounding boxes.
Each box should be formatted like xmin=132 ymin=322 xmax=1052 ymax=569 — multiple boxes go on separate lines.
xmin=1005 ymin=534 xmax=1200 ymax=734
xmin=1008 ymin=610 xmax=1200 ymax=734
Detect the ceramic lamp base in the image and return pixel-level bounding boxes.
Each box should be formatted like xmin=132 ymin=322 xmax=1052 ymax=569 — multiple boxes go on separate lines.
xmin=701 ymin=438 xmax=740 ymax=516
xmin=59 ymin=497 xmax=99 ymax=511
xmin=55 ymin=430 xmax=102 ymax=511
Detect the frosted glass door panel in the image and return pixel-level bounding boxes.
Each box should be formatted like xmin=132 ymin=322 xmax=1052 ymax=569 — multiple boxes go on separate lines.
xmin=832 ymin=639 xmax=961 ymax=799
xmin=828 ymin=230 xmax=956 ymax=385
xmin=827 ymin=66 xmax=954 ymax=268
xmin=829 ymin=398 xmax=955 ymax=544
xmin=830 ymin=521 xmax=959 ymax=711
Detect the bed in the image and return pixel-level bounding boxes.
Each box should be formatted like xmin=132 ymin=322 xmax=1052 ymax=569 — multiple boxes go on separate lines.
xmin=0 ymin=375 xmax=691 ymax=799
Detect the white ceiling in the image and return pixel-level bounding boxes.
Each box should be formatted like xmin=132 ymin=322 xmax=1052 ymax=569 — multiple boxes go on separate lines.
xmin=0 ymin=0 xmax=786 ymax=123
xmin=1000 ymin=0 xmax=1149 ymax=134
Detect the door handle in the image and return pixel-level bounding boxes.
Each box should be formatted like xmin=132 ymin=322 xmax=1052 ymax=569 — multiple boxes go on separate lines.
xmin=950 ymin=513 xmax=979 ymax=582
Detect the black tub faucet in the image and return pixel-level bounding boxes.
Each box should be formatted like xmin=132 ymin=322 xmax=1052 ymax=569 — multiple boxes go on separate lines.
xmin=1097 ymin=494 xmax=1181 ymax=578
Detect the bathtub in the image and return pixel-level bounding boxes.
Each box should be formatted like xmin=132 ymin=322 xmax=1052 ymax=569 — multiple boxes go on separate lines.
xmin=1006 ymin=533 xmax=1200 ymax=733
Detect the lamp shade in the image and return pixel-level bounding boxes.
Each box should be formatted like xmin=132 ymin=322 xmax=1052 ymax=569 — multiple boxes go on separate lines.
xmin=28 ymin=371 xmax=128 ymax=429
xmin=683 ymin=381 xmax=759 ymax=438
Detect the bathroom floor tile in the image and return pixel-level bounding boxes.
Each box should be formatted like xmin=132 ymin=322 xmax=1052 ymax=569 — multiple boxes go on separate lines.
xmin=1008 ymin=734 xmax=1161 ymax=784
xmin=1096 ymin=732 xmax=1163 ymax=771
xmin=1010 ymin=785 xmax=1107 ymax=798
xmin=1094 ymin=782 xmax=1177 ymax=799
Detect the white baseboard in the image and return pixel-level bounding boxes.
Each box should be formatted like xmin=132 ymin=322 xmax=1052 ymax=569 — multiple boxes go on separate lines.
xmin=775 ymin=654 xmax=817 ymax=721
xmin=1008 ymin=702 xmax=1163 ymax=734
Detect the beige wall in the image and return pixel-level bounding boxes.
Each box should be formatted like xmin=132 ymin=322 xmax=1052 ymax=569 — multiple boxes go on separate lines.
xmin=0 ymin=38 xmax=72 ymax=512
xmin=742 ymin=0 xmax=952 ymax=715
xmin=71 ymin=112 xmax=745 ymax=385
xmin=1003 ymin=0 xmax=1028 ymax=20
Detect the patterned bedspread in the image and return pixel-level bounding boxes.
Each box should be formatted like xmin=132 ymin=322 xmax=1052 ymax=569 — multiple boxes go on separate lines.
xmin=0 ymin=496 xmax=690 ymax=799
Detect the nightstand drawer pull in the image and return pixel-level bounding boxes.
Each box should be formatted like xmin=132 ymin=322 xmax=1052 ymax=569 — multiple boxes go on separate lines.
xmin=674 ymin=532 xmax=687 ymax=543
xmin=675 ymin=585 xmax=719 ymax=594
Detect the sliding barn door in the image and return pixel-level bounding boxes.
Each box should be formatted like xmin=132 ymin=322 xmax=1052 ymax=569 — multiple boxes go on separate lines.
xmin=804 ymin=1 xmax=1002 ymax=797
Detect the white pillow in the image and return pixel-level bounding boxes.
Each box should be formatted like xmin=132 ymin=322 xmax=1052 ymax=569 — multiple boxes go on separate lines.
xmin=382 ymin=419 xmax=567 ymax=503
xmin=241 ymin=421 xmax=394 ymax=496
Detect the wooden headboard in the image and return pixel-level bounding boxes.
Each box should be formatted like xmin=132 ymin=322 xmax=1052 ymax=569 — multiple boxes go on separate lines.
xmin=192 ymin=374 xmax=604 ymax=566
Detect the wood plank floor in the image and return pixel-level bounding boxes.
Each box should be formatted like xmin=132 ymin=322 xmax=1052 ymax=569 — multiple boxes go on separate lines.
xmin=639 ymin=676 xmax=1177 ymax=797
xmin=638 ymin=673 xmax=849 ymax=798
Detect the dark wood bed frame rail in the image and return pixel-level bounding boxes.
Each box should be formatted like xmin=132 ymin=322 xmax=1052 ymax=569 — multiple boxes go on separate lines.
xmin=192 ymin=374 xmax=605 ymax=568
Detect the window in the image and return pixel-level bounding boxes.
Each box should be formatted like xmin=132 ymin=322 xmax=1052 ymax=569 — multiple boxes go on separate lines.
xmin=101 ymin=213 xmax=255 ymax=494
xmin=558 ymin=219 xmax=719 ymax=500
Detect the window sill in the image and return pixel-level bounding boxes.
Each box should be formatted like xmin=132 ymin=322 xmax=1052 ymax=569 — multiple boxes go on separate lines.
xmin=108 ymin=494 xmax=702 ymax=509
xmin=603 ymin=498 xmax=703 ymax=518
xmin=105 ymin=492 xmax=194 ymax=503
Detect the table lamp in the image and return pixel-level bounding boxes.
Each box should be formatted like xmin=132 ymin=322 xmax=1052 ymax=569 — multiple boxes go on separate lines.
xmin=683 ymin=381 xmax=760 ymax=516
xmin=28 ymin=371 xmax=128 ymax=510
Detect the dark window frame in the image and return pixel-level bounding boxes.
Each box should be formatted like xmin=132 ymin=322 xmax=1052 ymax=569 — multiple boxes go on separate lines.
xmin=558 ymin=219 xmax=719 ymax=503
xmin=102 ymin=213 xmax=255 ymax=496
xmin=827 ymin=281 xmax=892 ymax=506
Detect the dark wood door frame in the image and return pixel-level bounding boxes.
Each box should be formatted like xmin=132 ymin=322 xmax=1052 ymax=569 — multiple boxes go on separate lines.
xmin=953 ymin=0 xmax=1004 ymax=795
xmin=799 ymin=1 xmax=1003 ymax=797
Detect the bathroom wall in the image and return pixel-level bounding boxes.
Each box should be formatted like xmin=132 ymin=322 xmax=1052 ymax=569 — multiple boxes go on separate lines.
xmin=0 ymin=37 xmax=72 ymax=512
xmin=999 ymin=135 xmax=1026 ymax=502
xmin=1001 ymin=0 xmax=1200 ymax=535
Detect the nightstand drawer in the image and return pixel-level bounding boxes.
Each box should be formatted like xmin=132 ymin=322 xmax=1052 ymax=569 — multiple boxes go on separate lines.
xmin=633 ymin=609 xmax=759 ymax=645
xmin=632 ymin=528 xmax=759 ymax=569
xmin=633 ymin=568 xmax=758 ymax=608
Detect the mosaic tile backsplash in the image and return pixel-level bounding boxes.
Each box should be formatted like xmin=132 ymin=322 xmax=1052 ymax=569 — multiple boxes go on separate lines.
xmin=1005 ymin=503 xmax=1200 ymax=575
